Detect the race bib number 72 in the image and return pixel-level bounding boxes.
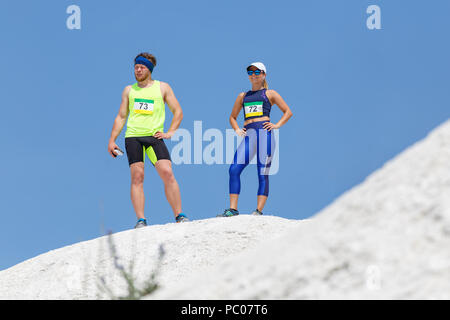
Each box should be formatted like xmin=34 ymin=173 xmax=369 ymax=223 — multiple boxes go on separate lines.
xmin=133 ymin=98 xmax=154 ymax=114
xmin=244 ymin=101 xmax=263 ymax=118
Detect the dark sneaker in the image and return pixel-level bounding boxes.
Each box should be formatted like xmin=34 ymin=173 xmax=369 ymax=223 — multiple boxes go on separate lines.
xmin=134 ymin=218 xmax=147 ymax=229
xmin=217 ymin=208 xmax=239 ymax=217
xmin=251 ymin=209 xmax=263 ymax=216
xmin=175 ymin=213 xmax=190 ymax=223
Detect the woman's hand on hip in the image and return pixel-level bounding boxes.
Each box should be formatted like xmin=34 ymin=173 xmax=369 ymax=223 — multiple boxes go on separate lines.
xmin=263 ymin=122 xmax=279 ymax=131
xmin=235 ymin=128 xmax=247 ymax=137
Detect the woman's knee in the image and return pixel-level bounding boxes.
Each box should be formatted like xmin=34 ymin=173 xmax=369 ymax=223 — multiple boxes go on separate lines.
xmin=229 ymin=163 xmax=244 ymax=177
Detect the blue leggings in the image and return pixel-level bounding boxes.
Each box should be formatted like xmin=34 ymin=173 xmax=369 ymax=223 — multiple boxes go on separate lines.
xmin=229 ymin=121 xmax=276 ymax=196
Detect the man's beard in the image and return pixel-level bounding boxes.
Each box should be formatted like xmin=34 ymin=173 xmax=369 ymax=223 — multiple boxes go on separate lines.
xmin=135 ymin=73 xmax=148 ymax=82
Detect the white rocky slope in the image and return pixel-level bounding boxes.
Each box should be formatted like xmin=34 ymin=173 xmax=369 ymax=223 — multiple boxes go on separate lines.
xmin=0 ymin=215 xmax=302 ymax=299
xmin=1 ymin=119 xmax=450 ymax=300
xmin=149 ymin=119 xmax=450 ymax=299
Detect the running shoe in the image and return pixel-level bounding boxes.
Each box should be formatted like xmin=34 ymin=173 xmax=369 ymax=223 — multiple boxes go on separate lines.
xmin=217 ymin=208 xmax=239 ymax=217
xmin=175 ymin=213 xmax=190 ymax=223
xmin=251 ymin=209 xmax=263 ymax=216
xmin=134 ymin=218 xmax=147 ymax=228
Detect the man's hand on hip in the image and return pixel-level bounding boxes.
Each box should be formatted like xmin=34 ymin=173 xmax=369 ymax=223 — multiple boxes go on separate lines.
xmin=154 ymin=131 xmax=174 ymax=139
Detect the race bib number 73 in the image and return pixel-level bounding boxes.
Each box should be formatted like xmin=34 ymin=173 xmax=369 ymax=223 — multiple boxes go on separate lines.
xmin=133 ymin=98 xmax=154 ymax=114
xmin=244 ymin=101 xmax=263 ymax=118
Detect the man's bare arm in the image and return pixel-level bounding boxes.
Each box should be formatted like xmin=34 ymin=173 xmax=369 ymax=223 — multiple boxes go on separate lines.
xmin=108 ymin=86 xmax=130 ymax=157
xmin=154 ymin=82 xmax=183 ymax=139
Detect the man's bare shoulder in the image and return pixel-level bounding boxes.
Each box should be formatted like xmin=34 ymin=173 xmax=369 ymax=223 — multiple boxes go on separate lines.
xmin=159 ymin=81 xmax=171 ymax=90
xmin=159 ymin=81 xmax=174 ymax=98
xmin=123 ymin=85 xmax=133 ymax=94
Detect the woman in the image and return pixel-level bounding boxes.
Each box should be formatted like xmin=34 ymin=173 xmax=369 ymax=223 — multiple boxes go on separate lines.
xmin=218 ymin=62 xmax=293 ymax=217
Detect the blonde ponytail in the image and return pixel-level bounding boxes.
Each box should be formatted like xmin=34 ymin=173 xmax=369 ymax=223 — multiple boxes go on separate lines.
xmin=263 ymin=78 xmax=269 ymax=89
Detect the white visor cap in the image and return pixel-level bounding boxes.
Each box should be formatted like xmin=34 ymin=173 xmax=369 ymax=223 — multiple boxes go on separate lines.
xmin=247 ymin=62 xmax=267 ymax=73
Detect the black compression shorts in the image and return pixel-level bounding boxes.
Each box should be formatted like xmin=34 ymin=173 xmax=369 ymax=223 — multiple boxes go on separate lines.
xmin=125 ymin=136 xmax=171 ymax=166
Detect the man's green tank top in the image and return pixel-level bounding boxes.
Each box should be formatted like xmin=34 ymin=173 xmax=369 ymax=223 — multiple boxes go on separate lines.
xmin=125 ymin=80 xmax=165 ymax=138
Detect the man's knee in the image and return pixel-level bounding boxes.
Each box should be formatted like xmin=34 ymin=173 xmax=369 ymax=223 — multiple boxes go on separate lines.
xmin=131 ymin=174 xmax=144 ymax=185
xmin=161 ymin=168 xmax=175 ymax=183
xmin=130 ymin=163 xmax=145 ymax=185
xmin=157 ymin=163 xmax=175 ymax=183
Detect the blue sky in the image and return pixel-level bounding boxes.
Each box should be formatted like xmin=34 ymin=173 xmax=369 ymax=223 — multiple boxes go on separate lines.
xmin=1 ymin=0 xmax=449 ymax=270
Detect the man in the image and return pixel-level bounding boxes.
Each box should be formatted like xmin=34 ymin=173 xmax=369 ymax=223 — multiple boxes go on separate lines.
xmin=108 ymin=52 xmax=189 ymax=228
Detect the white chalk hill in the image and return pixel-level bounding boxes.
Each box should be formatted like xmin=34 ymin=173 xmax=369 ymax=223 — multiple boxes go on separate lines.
xmin=2 ymin=120 xmax=450 ymax=299
xmin=0 ymin=215 xmax=302 ymax=299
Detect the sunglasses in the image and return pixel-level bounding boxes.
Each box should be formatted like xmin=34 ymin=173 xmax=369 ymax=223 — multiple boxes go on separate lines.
xmin=247 ymin=70 xmax=264 ymax=76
